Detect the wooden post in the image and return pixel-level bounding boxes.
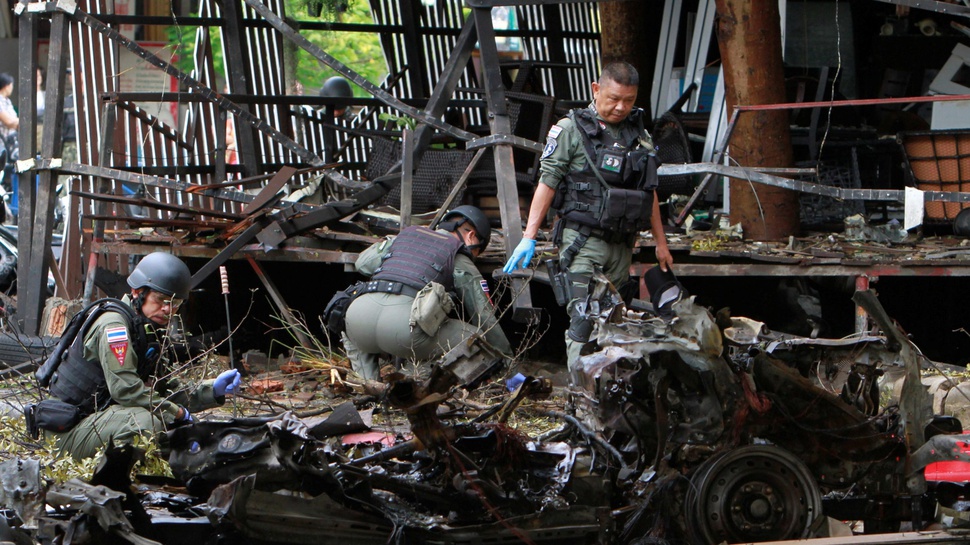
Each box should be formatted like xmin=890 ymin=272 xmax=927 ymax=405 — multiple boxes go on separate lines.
xmin=599 ymin=1 xmax=654 ymax=111
xmin=714 ymin=0 xmax=799 ymax=240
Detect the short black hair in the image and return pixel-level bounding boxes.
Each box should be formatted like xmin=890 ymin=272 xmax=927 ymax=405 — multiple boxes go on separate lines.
xmin=600 ymin=62 xmax=638 ymax=87
xmin=0 ymin=73 xmax=13 ymax=90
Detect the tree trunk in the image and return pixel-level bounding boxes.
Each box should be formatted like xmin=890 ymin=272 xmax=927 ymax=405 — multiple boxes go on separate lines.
xmin=599 ymin=2 xmax=652 ymax=111
xmin=715 ymin=0 xmax=799 ymax=240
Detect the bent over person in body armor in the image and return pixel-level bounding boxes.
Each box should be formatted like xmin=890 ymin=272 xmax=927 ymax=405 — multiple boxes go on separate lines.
xmin=341 ymin=206 xmax=512 ymax=381
xmin=503 ymin=61 xmax=674 ymax=370
xmin=32 ymin=252 xmax=241 ymax=460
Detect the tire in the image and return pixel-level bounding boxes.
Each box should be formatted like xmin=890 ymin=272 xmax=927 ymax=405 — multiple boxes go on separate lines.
xmin=0 ymin=331 xmax=58 ymax=371
xmin=685 ymin=445 xmax=823 ymax=544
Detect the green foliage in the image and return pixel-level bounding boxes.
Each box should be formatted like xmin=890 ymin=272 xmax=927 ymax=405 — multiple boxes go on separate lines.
xmin=378 ymin=112 xmax=415 ymax=131
xmin=0 ymin=415 xmax=173 ymax=484
xmin=294 ymin=0 xmax=387 ymax=96
xmin=161 ymin=1 xmax=386 ymax=96
xmin=0 ymin=414 xmax=96 ymax=484
xmin=300 ymin=0 xmax=355 ymax=19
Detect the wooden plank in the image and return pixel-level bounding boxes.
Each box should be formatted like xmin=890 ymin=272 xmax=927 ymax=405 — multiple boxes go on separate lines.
xmin=21 ymin=11 xmax=69 ymax=335
xmin=82 ymin=102 xmax=117 ymax=304
xmin=14 ymin=3 xmax=38 ymax=331
xmin=400 ymin=129 xmax=413 ymax=227
xmin=242 ymin=166 xmax=297 ymax=215
xmin=629 ymin=262 xmax=970 ymax=278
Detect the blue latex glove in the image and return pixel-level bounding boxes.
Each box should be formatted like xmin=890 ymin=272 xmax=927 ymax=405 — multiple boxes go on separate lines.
xmin=214 ymin=369 xmax=242 ymax=397
xmin=177 ymin=407 xmax=193 ymax=423
xmin=502 ymin=238 xmax=536 ymax=274
xmin=506 ymin=373 xmax=527 ymax=392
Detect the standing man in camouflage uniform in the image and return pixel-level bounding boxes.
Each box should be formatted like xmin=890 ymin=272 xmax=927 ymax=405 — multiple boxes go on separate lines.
xmin=46 ymin=252 xmax=241 ymax=459
xmin=503 ymin=61 xmax=673 ymax=369
xmin=342 ymin=206 xmax=511 ymax=380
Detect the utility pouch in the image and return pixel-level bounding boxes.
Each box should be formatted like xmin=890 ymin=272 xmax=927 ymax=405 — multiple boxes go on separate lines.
xmin=323 ymin=282 xmax=363 ymax=337
xmin=641 ymin=154 xmax=660 ymax=191
xmin=409 ymin=282 xmax=454 ymax=336
xmin=30 ymin=398 xmax=81 ymax=435
xmin=601 ymin=188 xmax=651 ymax=232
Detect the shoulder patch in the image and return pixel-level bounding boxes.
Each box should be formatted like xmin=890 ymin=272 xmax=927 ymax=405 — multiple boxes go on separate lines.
xmin=105 ymin=326 xmax=128 ymax=344
xmin=541 ymin=140 xmax=558 ymax=160
xmin=110 ymin=342 xmax=129 ymax=367
xmin=541 ymin=130 xmax=560 ymax=159
xmin=480 ymin=279 xmax=492 ymax=303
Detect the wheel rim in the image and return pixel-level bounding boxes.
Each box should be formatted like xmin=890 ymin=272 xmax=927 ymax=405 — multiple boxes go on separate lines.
xmin=685 ymin=445 xmax=822 ymax=544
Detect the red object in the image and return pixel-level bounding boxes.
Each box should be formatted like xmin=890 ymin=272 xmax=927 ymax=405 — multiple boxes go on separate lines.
xmin=926 ymin=441 xmax=970 ymax=482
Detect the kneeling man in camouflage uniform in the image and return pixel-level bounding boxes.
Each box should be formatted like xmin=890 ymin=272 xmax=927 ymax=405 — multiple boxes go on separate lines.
xmin=342 ymin=206 xmax=512 ymax=380
xmin=37 ymin=252 xmax=241 ymax=459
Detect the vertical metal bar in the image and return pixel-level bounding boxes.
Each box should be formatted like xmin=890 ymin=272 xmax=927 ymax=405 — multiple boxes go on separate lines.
xmin=472 ymin=6 xmax=535 ymax=321
xmin=650 ymin=0 xmax=682 ymax=118
xmin=685 ymin=0 xmax=716 ymax=112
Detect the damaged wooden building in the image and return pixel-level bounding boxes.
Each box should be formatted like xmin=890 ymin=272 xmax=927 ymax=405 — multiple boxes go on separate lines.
xmin=3 ymin=0 xmax=970 ymax=365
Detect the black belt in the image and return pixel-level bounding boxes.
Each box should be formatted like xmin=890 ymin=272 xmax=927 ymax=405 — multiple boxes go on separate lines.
xmin=358 ymin=279 xmax=420 ymax=298
xmin=563 ymin=220 xmax=636 ymax=245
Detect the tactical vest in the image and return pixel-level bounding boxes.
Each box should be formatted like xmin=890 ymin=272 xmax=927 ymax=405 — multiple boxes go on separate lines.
xmin=372 ymin=226 xmax=465 ymax=292
xmin=559 ymin=108 xmax=657 ymax=234
xmin=48 ymin=300 xmax=156 ymax=416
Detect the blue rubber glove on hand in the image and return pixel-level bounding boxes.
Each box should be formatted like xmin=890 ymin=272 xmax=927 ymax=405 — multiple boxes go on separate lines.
xmin=214 ymin=369 xmax=242 ymax=397
xmin=177 ymin=407 xmax=193 ymax=423
xmin=502 ymin=238 xmax=536 ymax=274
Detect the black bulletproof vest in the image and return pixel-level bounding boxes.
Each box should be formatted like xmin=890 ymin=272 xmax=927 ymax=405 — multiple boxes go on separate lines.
xmin=49 ymin=301 xmax=153 ymax=416
xmin=372 ymin=226 xmax=465 ymax=292
xmin=560 ymin=108 xmax=653 ymax=228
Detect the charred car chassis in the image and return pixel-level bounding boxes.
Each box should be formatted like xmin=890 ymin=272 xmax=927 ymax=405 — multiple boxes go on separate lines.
xmin=4 ymin=274 xmax=970 ymax=545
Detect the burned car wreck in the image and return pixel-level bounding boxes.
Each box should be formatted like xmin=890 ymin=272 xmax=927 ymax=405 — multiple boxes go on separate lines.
xmin=4 ymin=274 xmax=970 ymax=545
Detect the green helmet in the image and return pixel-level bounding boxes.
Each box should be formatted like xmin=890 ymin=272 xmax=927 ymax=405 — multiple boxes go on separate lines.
xmin=127 ymin=252 xmax=191 ymax=300
xmin=442 ymin=205 xmax=492 ymax=250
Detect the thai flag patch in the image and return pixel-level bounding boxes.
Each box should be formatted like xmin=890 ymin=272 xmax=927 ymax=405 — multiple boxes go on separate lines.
xmin=106 ymin=326 xmax=128 ymax=344
xmin=480 ymin=279 xmax=490 ymax=294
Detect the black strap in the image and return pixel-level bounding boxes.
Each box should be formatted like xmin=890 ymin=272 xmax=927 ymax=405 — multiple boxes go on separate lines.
xmin=560 ymin=224 xmax=593 ymax=270
xmin=568 ymin=110 xmax=613 ymax=193
xmin=357 ymin=279 xmax=420 ymax=298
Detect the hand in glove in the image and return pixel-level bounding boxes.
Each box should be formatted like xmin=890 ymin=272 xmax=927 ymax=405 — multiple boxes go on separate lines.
xmin=502 ymin=238 xmax=536 ymax=273
xmin=214 ymin=369 xmax=242 ymax=397
xmin=176 ymin=406 xmax=193 ymax=423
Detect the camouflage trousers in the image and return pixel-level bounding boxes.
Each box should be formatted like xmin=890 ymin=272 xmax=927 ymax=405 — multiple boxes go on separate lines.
xmin=54 ymin=404 xmax=166 ymax=460
xmin=561 ymin=227 xmax=634 ymax=370
xmin=343 ymin=292 xmax=483 ymax=381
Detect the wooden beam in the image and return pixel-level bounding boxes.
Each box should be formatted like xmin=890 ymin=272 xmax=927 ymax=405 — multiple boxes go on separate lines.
xmin=20 ymin=11 xmax=68 ymax=335
xmin=14 ymin=0 xmax=37 ymax=332
xmin=471 ymin=6 xmax=537 ymax=322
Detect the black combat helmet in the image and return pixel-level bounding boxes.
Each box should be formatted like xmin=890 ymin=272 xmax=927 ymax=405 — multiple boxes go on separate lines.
xmin=442 ymin=205 xmax=492 ymax=251
xmin=127 ymin=252 xmax=191 ymax=300
xmin=319 ymin=76 xmax=353 ymax=99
